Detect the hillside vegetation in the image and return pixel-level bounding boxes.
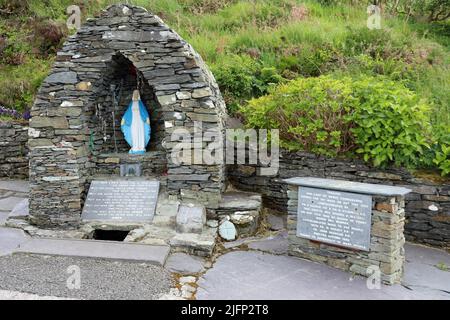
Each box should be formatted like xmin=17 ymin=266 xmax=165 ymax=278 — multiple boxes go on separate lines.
xmin=0 ymin=0 xmax=448 ymax=174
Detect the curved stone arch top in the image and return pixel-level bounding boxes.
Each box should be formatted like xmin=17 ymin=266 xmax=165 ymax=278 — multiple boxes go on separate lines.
xmin=28 ymin=4 xmax=227 ymax=228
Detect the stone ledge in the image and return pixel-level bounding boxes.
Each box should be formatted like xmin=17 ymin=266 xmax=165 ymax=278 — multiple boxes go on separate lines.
xmin=284 ymin=177 xmax=411 ymax=196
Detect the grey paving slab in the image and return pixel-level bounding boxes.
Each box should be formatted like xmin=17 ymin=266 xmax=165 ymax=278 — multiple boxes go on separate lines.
xmin=197 ymin=245 xmax=450 ymax=300
xmin=222 ymin=236 xmax=260 ymax=249
xmin=15 ymin=238 xmax=170 ymax=266
xmin=8 ymin=198 xmax=29 ymax=218
xmin=0 ymin=227 xmax=30 ymax=256
xmin=0 ymin=180 xmax=29 ymax=193
xmin=247 ymin=232 xmax=288 ymax=255
xmin=284 ymin=177 xmax=411 ymax=196
xmin=0 ymin=254 xmax=172 ymax=300
xmin=403 ymin=243 xmax=450 ymax=293
xmin=0 ymin=212 xmax=9 ymax=226
xmin=165 ymin=252 xmax=205 ymax=275
xmin=0 ymin=196 xmax=27 ymax=212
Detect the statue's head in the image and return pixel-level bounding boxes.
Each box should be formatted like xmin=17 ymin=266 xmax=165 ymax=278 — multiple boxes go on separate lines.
xmin=132 ymin=90 xmax=140 ymax=101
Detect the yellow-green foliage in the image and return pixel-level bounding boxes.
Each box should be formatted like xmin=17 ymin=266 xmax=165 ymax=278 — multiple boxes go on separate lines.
xmin=241 ymin=76 xmax=435 ymax=170
xmin=0 ymin=0 xmax=448 ymax=172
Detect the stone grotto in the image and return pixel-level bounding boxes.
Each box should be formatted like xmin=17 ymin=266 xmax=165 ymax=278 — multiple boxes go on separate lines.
xmin=21 ymin=4 xmax=263 ymax=257
xmin=1 ymin=4 xmax=446 ymax=287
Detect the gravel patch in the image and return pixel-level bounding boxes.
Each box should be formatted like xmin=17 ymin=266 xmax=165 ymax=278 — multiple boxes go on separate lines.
xmin=0 ymin=253 xmax=173 ymax=300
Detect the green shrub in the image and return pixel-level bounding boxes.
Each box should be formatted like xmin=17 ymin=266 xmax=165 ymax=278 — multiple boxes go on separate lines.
xmin=211 ymin=54 xmax=283 ymax=114
xmin=351 ymin=77 xmax=432 ymax=167
xmin=240 ymin=76 xmax=357 ymax=157
xmin=427 ymin=126 xmax=450 ymax=176
xmin=211 ymin=54 xmax=259 ymax=114
xmin=240 ymin=75 xmax=434 ymax=169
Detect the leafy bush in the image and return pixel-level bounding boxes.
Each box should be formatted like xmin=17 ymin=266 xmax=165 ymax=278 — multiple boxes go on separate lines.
xmin=351 ymin=77 xmax=432 ymax=167
xmin=240 ymin=75 xmax=435 ymax=169
xmin=240 ymin=76 xmax=357 ymax=157
xmin=211 ymin=54 xmax=259 ymax=114
xmin=211 ymin=54 xmax=283 ymax=114
xmin=426 ymin=126 xmax=450 ymax=176
xmin=433 ymin=144 xmax=450 ymax=176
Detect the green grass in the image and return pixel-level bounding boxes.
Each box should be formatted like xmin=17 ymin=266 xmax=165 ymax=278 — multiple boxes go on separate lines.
xmin=0 ymin=0 xmax=448 ymax=130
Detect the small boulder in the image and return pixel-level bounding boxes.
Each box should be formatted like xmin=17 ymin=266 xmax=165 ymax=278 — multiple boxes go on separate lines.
xmin=176 ymin=204 xmax=206 ymax=234
xmin=219 ymin=221 xmax=237 ymax=241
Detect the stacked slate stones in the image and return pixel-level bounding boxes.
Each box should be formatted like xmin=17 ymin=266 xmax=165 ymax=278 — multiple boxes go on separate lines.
xmin=28 ymin=4 xmax=227 ymax=229
xmin=285 ymin=178 xmax=409 ymax=285
xmin=229 ymin=150 xmax=450 ymax=248
xmin=0 ymin=121 xmax=29 ymax=179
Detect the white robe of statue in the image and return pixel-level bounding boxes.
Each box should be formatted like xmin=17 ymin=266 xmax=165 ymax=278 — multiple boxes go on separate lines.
xmin=130 ymin=101 xmax=145 ymax=153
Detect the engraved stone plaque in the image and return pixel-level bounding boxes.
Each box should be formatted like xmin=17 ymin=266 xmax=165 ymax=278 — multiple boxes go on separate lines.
xmin=297 ymin=187 xmax=372 ymax=251
xmin=81 ymin=180 xmax=160 ymax=222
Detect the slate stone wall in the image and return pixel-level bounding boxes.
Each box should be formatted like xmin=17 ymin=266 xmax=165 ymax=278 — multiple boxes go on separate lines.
xmin=0 ymin=121 xmax=29 ymax=179
xmin=95 ymin=152 xmax=166 ymax=176
xmin=286 ymin=184 xmax=406 ymax=285
xmin=228 ymin=151 xmax=450 ymax=248
xmin=28 ymin=4 xmax=227 ymax=228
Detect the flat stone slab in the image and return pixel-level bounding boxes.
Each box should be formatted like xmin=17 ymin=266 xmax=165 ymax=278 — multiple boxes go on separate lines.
xmin=197 ymin=243 xmax=450 ymax=300
xmin=169 ymin=228 xmax=217 ymax=256
xmin=247 ymin=232 xmax=288 ymax=255
xmin=402 ymin=243 xmax=450 ymax=293
xmin=15 ymin=238 xmax=170 ymax=266
xmin=0 ymin=180 xmax=29 ymax=193
xmin=0 ymin=212 xmax=8 ymax=226
xmin=0 ymin=227 xmax=30 ymax=256
xmin=176 ymin=204 xmax=206 ymax=234
xmin=8 ymin=198 xmax=29 ymax=218
xmin=222 ymin=236 xmax=259 ymax=249
xmin=284 ymin=177 xmax=411 ymax=196
xmin=165 ymin=252 xmax=205 ymax=275
xmin=219 ymin=192 xmax=262 ymax=210
xmin=156 ymin=201 xmax=179 ymax=217
xmin=0 ymin=197 xmax=27 ymax=212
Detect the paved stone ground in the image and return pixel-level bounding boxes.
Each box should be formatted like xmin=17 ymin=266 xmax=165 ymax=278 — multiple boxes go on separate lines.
xmin=0 ymin=179 xmax=449 ymax=300
xmin=196 ymin=243 xmax=450 ymax=300
xmin=0 ymin=227 xmax=29 ymax=256
xmin=0 ymin=180 xmax=28 ymax=227
xmin=0 ymin=254 xmax=173 ymax=300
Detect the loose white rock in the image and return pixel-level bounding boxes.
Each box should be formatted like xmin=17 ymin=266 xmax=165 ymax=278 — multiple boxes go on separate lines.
xmin=219 ymin=221 xmax=237 ymax=241
xmin=179 ymin=276 xmax=197 ymax=285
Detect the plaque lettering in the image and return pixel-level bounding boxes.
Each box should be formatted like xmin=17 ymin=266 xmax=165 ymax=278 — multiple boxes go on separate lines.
xmin=81 ymin=180 xmax=160 ymax=222
xmin=297 ymin=187 xmax=371 ymax=251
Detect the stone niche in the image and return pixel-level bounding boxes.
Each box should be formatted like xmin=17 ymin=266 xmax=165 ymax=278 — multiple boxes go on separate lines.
xmin=28 ymin=4 xmax=227 ymax=229
xmin=89 ymin=52 xmax=167 ymax=176
xmin=285 ymin=177 xmax=411 ymax=285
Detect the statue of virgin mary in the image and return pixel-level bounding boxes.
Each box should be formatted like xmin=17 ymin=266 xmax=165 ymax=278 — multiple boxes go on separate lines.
xmin=120 ymin=90 xmax=151 ymax=154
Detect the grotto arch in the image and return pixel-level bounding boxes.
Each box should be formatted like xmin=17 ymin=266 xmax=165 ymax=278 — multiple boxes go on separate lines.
xmin=28 ymin=4 xmax=227 ymax=228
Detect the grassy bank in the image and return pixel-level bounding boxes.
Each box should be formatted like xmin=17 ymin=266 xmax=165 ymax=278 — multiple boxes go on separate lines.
xmin=0 ymin=0 xmax=448 ymax=172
